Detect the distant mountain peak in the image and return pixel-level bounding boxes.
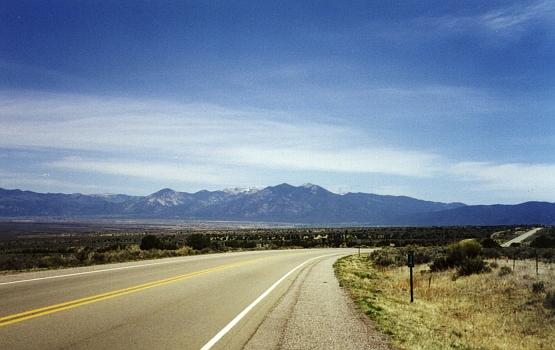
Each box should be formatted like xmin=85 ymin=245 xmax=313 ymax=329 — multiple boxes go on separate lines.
xmin=301 ymin=183 xmax=328 ymax=193
xmin=1 ymin=184 xmax=553 ymax=225
xmin=147 ymin=188 xmax=183 ymax=207
xmin=274 ymin=183 xmax=295 ymax=188
xmin=223 ymin=187 xmax=260 ymax=195
xmin=266 ymin=183 xmax=296 ymax=193
xmin=151 ymin=188 xmax=176 ymax=195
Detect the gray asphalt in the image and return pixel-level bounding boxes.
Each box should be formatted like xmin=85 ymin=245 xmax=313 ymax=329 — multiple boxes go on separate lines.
xmin=0 ymin=248 xmax=380 ymax=350
xmin=500 ymin=227 xmax=543 ymax=247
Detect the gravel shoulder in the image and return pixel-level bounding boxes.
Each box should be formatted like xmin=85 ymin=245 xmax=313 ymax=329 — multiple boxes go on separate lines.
xmin=244 ymin=254 xmax=391 ymax=350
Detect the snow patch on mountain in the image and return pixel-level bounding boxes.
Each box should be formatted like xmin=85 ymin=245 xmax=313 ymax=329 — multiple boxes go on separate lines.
xmin=223 ymin=187 xmax=260 ymax=195
xmin=146 ymin=188 xmax=184 ymax=206
xmin=302 ymin=183 xmax=326 ymax=193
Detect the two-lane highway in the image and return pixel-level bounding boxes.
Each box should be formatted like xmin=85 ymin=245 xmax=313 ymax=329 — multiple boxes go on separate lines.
xmin=0 ymin=249 xmax=355 ymax=349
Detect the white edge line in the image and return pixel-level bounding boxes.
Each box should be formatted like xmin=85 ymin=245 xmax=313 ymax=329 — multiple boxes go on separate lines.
xmin=0 ymin=259 xmax=196 ymax=286
xmin=0 ymin=249 xmax=309 ymax=286
xmin=199 ymin=253 xmax=338 ymax=350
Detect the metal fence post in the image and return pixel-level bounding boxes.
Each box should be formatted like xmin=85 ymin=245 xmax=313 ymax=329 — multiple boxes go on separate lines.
xmin=408 ymin=251 xmax=414 ymax=303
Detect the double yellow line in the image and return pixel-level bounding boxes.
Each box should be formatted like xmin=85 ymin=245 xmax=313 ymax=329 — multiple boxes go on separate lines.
xmin=0 ymin=257 xmax=261 ymax=328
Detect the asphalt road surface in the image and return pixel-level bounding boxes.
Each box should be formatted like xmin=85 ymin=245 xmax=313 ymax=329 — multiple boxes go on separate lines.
xmin=501 ymin=227 xmax=543 ymax=247
xmin=0 ymin=248 xmax=386 ymax=350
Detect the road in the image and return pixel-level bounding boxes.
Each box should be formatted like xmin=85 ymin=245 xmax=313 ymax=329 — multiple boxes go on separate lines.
xmin=0 ymin=248 xmax=384 ymax=350
xmin=500 ymin=227 xmax=543 ymax=247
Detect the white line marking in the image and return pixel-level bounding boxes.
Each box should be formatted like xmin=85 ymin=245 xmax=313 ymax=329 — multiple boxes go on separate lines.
xmin=0 ymin=250 xmax=292 ymax=286
xmin=0 ymin=259 xmax=195 ymax=286
xmin=199 ymin=253 xmax=337 ymax=350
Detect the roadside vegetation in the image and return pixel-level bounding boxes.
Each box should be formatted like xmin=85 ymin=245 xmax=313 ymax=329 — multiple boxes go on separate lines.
xmin=335 ymin=240 xmax=555 ymax=350
xmin=490 ymin=227 xmax=528 ymax=245
xmin=530 ymin=227 xmax=555 ymax=248
xmin=0 ymin=224 xmax=551 ymax=273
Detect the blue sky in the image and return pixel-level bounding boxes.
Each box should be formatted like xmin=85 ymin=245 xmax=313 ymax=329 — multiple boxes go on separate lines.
xmin=1 ymin=0 xmax=554 ymax=204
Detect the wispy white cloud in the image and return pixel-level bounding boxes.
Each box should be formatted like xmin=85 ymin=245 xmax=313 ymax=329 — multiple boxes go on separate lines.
xmin=220 ymin=61 xmax=508 ymax=120
xmin=479 ymin=0 xmax=554 ymax=32
xmin=0 ymin=169 xmax=138 ymax=194
xmin=450 ymin=162 xmax=555 ymax=202
xmin=48 ymin=157 xmax=241 ymax=185
xmin=219 ymin=147 xmax=439 ymax=177
xmin=353 ymin=1 xmax=555 ymax=46
xmin=1 ymin=90 xmax=554 ymax=203
xmin=0 ymin=90 xmax=439 ymax=179
xmin=359 ymin=85 xmax=506 ymax=117
xmin=425 ymin=0 xmax=555 ymax=38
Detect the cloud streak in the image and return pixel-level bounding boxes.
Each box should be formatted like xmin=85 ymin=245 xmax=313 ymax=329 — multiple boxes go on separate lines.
xmin=479 ymin=0 xmax=554 ymax=32
xmin=1 ymin=90 xmax=554 ymax=203
xmin=425 ymin=0 xmax=555 ymax=38
xmin=0 ymin=91 xmax=440 ymax=178
xmin=48 ymin=157 xmax=242 ymax=185
xmin=450 ymin=162 xmax=555 ymax=200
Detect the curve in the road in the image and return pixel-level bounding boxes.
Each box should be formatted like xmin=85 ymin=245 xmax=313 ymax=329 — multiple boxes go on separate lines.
xmin=200 ymin=253 xmax=337 ymax=350
xmin=0 ymin=257 xmax=262 ymax=327
xmin=0 ymin=249 xmax=363 ymax=350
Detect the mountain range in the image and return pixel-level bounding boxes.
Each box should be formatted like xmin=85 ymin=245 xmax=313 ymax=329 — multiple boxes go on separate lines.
xmin=0 ymin=184 xmax=554 ymax=225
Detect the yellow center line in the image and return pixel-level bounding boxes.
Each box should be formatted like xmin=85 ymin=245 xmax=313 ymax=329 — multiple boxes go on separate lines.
xmin=0 ymin=257 xmax=264 ymax=328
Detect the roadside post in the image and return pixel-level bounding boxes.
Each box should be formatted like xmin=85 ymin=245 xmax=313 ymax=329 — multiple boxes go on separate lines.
xmin=356 ymin=239 xmax=361 ymax=257
xmin=408 ymin=251 xmax=414 ymax=303
xmin=536 ymin=250 xmax=539 ymax=277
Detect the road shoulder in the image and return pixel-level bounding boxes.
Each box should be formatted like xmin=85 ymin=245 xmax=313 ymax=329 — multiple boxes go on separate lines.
xmin=244 ymin=254 xmax=391 ymax=350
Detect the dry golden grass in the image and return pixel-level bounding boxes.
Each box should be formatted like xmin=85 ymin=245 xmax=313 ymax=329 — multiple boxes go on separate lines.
xmin=335 ymin=254 xmax=555 ymax=350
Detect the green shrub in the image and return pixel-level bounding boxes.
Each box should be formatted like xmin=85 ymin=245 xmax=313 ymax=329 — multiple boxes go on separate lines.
xmin=187 ymin=234 xmax=211 ymax=250
xmin=175 ymin=246 xmax=194 ymax=255
xmin=75 ymin=247 xmax=91 ymax=262
xmin=531 ymin=234 xmax=555 ymax=248
xmin=373 ymin=253 xmax=396 ymax=267
xmin=544 ymin=292 xmax=555 ymax=309
xmin=430 ymin=239 xmax=484 ymax=273
xmin=91 ymin=252 xmax=106 ymax=263
xmin=369 ymin=246 xmax=444 ymax=268
xmin=482 ymin=248 xmax=502 ymax=259
xmin=430 ymin=256 xmax=451 ymax=272
xmin=480 ymin=238 xmax=500 ymax=249
xmin=369 ymin=248 xmax=398 ymax=267
xmin=498 ymin=266 xmax=512 ymax=276
xmin=532 ymin=281 xmax=545 ymax=293
xmin=140 ymin=235 xmax=162 ymax=250
xmin=449 ymin=239 xmax=482 ymax=260
xmin=456 ymin=258 xmax=491 ymax=277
